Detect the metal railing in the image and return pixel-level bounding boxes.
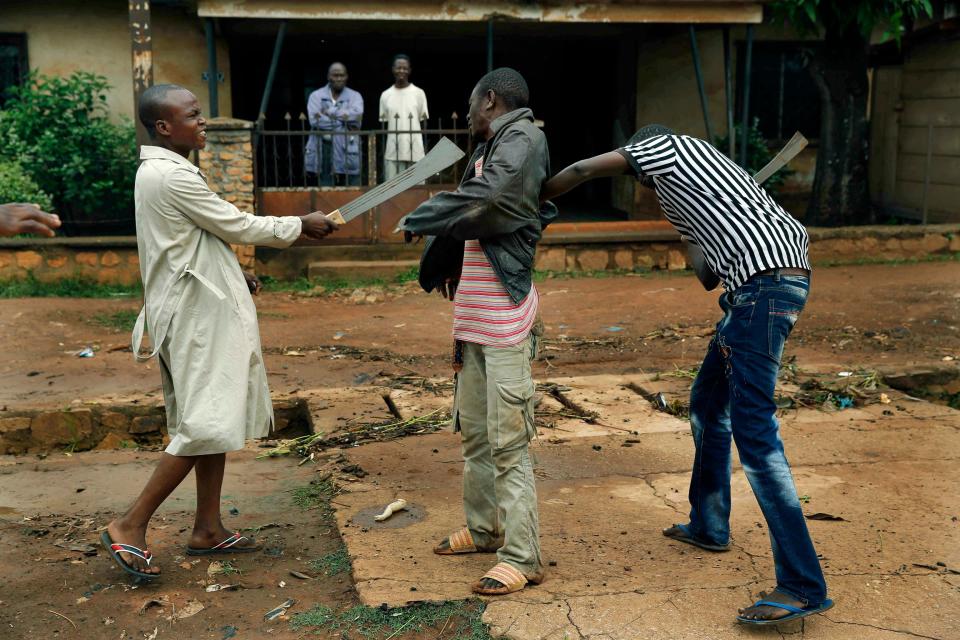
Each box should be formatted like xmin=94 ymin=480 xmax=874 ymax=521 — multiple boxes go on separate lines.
xmin=254 ymin=113 xmax=472 ymax=189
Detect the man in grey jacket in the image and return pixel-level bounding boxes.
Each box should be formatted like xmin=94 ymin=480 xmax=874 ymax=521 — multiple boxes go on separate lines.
xmin=399 ymin=67 xmax=555 ymax=596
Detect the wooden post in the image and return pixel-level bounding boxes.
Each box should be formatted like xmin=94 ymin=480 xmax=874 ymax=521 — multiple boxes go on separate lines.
xmin=129 ymin=1 xmax=153 ymax=147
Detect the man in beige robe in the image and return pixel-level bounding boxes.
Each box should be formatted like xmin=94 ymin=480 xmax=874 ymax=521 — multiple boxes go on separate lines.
xmin=101 ymin=84 xmax=338 ymax=580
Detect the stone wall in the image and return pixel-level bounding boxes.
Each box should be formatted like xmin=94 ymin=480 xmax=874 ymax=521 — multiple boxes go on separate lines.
xmin=534 ymin=223 xmax=960 ymax=274
xmin=0 ymin=399 xmax=310 ymax=454
xmin=0 ymin=237 xmax=140 ymax=284
xmin=1 ymin=224 xmax=957 ymax=285
xmin=197 ymin=117 xmax=257 ymax=270
xmin=536 ymin=242 xmax=688 ymax=272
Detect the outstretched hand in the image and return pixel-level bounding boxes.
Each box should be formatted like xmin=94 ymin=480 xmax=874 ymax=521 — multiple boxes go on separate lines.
xmin=0 ymin=203 xmax=61 ymax=237
xmin=298 ymin=211 xmax=340 ymax=242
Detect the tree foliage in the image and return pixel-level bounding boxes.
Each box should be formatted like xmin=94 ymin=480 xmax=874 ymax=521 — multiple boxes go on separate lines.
xmin=770 ymin=0 xmax=932 ymax=225
xmin=0 ymin=160 xmax=53 ymax=211
xmin=0 ymin=72 xmax=137 ymax=232
xmin=772 ymin=0 xmax=933 ymax=44
xmin=716 ymin=118 xmax=791 ymax=196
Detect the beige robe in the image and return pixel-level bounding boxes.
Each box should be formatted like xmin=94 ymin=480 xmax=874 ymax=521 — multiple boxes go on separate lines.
xmin=132 ymin=145 xmax=301 ymax=456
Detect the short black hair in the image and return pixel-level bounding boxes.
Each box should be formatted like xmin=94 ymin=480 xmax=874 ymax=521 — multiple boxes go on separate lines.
xmin=475 ymin=67 xmax=529 ymax=110
xmin=392 ymin=54 xmax=411 ymax=66
xmin=628 ymin=124 xmax=675 ymax=145
xmin=138 ymin=83 xmax=188 ymax=139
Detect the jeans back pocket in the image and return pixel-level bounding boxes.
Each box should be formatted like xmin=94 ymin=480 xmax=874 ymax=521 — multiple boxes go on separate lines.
xmin=768 ymin=298 xmax=804 ymax=361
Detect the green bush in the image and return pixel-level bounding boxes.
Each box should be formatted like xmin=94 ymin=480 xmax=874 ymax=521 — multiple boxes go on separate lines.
xmin=0 ymin=71 xmax=137 ymax=233
xmin=715 ymin=117 xmax=791 ymax=196
xmin=0 ymin=160 xmax=53 ymax=211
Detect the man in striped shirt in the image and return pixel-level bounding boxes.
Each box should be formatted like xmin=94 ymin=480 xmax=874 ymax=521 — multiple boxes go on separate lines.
xmin=542 ymin=126 xmax=831 ymax=625
xmin=399 ymin=68 xmax=554 ymax=596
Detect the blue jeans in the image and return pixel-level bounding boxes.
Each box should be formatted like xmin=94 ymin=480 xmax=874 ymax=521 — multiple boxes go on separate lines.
xmin=683 ymin=272 xmax=827 ymax=605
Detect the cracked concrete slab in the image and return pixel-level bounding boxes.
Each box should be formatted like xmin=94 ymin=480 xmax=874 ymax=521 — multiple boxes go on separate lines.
xmin=330 ymin=375 xmax=960 ymax=639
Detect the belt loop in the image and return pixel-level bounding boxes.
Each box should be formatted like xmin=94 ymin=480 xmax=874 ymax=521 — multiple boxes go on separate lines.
xmin=774 ymin=268 xmax=781 ymax=282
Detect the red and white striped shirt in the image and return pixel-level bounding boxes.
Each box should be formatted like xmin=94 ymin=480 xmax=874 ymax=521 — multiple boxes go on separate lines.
xmin=453 ymin=156 xmax=539 ymax=346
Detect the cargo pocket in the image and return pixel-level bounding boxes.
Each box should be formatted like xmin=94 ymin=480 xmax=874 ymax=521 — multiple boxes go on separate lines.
xmin=494 ymin=376 xmax=536 ymax=451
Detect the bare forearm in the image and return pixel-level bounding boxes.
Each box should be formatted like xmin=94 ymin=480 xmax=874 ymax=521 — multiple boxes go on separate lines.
xmin=541 ymin=164 xmax=589 ymax=201
xmin=541 ymin=151 xmax=632 ymax=201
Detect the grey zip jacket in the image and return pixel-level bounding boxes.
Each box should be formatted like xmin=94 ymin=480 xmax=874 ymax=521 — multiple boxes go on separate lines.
xmin=398 ymin=108 xmax=558 ymax=304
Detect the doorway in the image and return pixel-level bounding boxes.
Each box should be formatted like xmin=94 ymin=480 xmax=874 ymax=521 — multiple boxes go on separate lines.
xmin=225 ymin=18 xmax=639 ymax=221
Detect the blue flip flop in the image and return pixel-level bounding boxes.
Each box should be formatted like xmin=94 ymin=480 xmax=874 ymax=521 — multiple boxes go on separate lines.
xmin=736 ymin=597 xmax=834 ymax=625
xmin=100 ymin=530 xmax=158 ymax=581
xmin=662 ymin=524 xmax=730 ymax=552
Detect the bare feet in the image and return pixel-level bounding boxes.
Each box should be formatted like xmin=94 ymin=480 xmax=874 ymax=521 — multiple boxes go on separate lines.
xmin=738 ymin=589 xmax=807 ymax=622
xmin=106 ymin=519 xmax=160 ymax=575
xmin=188 ymin=525 xmax=259 ymax=552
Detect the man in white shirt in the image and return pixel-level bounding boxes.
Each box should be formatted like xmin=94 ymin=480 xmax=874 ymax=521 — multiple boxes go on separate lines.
xmin=379 ymin=54 xmax=429 ymax=180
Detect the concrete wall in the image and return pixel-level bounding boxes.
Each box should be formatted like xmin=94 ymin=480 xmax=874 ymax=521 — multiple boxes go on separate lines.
xmin=870 ymin=36 xmax=960 ymax=223
xmin=0 ymin=0 xmax=232 ymax=122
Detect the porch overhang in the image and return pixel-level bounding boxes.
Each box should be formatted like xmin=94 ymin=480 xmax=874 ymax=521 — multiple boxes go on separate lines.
xmin=197 ymin=1 xmax=766 ymax=24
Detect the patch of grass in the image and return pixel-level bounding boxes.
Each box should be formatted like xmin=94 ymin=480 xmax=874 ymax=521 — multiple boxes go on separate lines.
xmin=0 ymin=274 xmax=142 ymax=298
xmin=308 ymin=545 xmax=351 ymax=577
xmin=290 ymin=603 xmax=337 ymax=628
xmin=534 ymin=267 xmax=649 ymax=282
xmin=90 ymin=309 xmax=139 ymax=331
xmin=814 ymin=251 xmax=960 ymax=268
xmin=260 ymin=266 xmax=420 ymax=296
xmin=218 ymin=560 xmax=242 ymax=576
xmin=291 ymin=600 xmax=492 ymax=639
xmin=658 ymin=365 xmax=700 ymax=380
xmin=289 ymin=476 xmax=338 ymax=516
xmin=257 ymin=310 xmax=291 ymax=320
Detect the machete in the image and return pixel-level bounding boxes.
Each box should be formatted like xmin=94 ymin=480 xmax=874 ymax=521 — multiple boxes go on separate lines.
xmin=325 ymin=137 xmax=465 ymax=225
xmin=685 ymin=131 xmax=809 ymax=290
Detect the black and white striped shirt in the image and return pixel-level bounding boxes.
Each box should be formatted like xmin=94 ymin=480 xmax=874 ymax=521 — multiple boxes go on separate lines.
xmin=619 ymin=134 xmax=810 ymax=291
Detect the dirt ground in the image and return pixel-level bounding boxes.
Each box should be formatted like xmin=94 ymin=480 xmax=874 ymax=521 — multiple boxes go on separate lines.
xmin=1 ymin=261 xmax=958 ymax=411
xmin=0 ymin=261 xmax=958 ymax=639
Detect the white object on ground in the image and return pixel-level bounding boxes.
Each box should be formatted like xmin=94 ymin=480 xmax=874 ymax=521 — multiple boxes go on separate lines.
xmin=374 ymin=499 xmax=408 ymax=522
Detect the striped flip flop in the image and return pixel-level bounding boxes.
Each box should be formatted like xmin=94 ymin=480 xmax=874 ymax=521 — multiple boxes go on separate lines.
xmin=186 ymin=532 xmax=260 ymax=556
xmin=100 ymin=530 xmax=158 ymax=580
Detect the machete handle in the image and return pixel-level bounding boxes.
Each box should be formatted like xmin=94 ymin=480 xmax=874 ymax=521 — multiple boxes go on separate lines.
xmin=325 ymin=209 xmax=346 ymax=225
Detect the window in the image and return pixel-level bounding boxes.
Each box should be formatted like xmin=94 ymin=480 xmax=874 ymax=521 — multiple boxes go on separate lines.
xmin=0 ymin=33 xmax=28 ymax=108
xmin=737 ymin=42 xmax=821 ymax=142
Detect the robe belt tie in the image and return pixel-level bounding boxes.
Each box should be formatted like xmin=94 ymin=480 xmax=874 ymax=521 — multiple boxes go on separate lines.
xmin=131 ymin=264 xmax=227 ymax=362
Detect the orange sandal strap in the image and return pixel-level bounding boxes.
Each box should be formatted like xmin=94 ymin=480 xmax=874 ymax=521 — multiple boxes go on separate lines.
xmin=448 ymin=527 xmax=478 ymax=553
xmin=481 ymin=562 xmax=528 ymax=592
